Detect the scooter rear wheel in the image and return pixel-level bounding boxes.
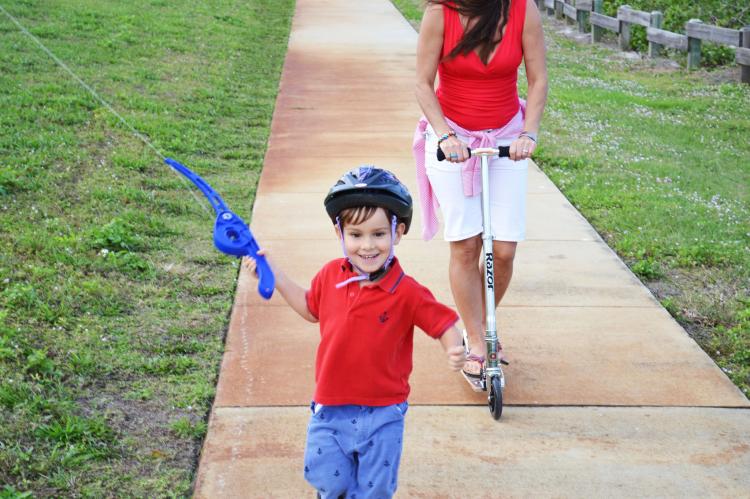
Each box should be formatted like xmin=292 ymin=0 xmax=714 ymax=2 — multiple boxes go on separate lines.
xmin=488 ymin=375 xmax=503 ymax=420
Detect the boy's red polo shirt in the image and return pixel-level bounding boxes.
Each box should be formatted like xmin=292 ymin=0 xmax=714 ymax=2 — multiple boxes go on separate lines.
xmin=305 ymin=257 xmax=459 ymax=406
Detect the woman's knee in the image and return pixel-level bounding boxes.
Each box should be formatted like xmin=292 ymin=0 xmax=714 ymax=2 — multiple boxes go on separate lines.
xmin=492 ymin=241 xmax=517 ymax=267
xmin=449 ymin=237 xmax=482 ymax=267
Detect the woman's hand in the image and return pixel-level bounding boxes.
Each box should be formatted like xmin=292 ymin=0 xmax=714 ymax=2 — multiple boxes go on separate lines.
xmin=509 ymin=134 xmax=537 ymax=161
xmin=439 ymin=135 xmax=470 ymax=163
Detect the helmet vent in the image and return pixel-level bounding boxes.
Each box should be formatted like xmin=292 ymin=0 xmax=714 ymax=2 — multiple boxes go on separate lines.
xmin=358 ymin=165 xmax=374 ymax=179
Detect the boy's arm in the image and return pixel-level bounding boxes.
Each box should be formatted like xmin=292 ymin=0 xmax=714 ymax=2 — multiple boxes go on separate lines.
xmin=273 ymin=266 xmax=318 ymax=323
xmin=412 ymin=286 xmax=466 ymax=371
xmin=244 ymin=251 xmax=318 ymax=323
xmin=439 ymin=324 xmax=466 ymax=372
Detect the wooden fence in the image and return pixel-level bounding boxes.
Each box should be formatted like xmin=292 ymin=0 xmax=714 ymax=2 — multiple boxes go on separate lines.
xmin=538 ymin=0 xmax=750 ymax=84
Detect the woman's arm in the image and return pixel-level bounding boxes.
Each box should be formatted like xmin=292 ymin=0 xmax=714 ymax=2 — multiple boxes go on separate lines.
xmin=415 ymin=4 xmax=470 ymax=163
xmin=521 ymin=0 xmax=548 ymax=137
xmin=509 ymin=0 xmax=548 ymax=161
xmin=244 ymin=251 xmax=318 ymax=323
xmin=415 ymin=4 xmax=449 ymax=136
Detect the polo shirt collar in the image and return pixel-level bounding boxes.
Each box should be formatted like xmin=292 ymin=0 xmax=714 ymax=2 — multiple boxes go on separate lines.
xmin=340 ymin=257 xmax=405 ymax=294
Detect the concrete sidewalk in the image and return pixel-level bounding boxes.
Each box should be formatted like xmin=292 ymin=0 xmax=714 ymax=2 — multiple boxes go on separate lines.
xmin=193 ymin=0 xmax=749 ymax=497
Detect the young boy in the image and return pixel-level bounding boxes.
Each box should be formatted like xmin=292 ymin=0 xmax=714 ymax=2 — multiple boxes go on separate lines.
xmin=246 ymin=166 xmax=465 ymax=498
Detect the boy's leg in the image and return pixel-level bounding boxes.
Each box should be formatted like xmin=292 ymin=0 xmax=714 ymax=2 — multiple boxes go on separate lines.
xmin=352 ymin=402 xmax=407 ymax=498
xmin=304 ymin=404 xmax=355 ymax=498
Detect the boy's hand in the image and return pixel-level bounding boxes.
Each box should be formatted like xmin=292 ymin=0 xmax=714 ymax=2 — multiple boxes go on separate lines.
xmin=242 ymin=248 xmax=269 ymax=279
xmin=445 ymin=345 xmax=466 ymax=372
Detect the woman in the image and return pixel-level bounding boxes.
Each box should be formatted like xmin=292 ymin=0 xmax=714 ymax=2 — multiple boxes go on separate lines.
xmin=413 ymin=0 xmax=547 ymax=379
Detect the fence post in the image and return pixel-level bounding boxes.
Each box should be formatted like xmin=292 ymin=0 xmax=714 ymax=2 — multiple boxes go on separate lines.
xmin=687 ymin=19 xmax=702 ymax=70
xmin=555 ymin=0 xmax=564 ymax=20
xmin=577 ymin=1 xmax=591 ymax=33
xmin=618 ymin=5 xmax=631 ymax=51
xmin=649 ymin=11 xmax=663 ymax=57
xmin=547 ymin=0 xmax=555 ymax=16
xmin=742 ymin=27 xmax=750 ymax=84
xmin=592 ymin=0 xmax=603 ymax=43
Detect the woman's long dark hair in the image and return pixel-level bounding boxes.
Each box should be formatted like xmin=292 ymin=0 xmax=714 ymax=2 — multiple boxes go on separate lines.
xmin=428 ymin=0 xmax=511 ymax=64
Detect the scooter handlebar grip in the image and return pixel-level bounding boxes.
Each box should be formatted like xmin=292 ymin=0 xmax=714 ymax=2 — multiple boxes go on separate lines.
xmin=437 ymin=146 xmax=511 ymax=161
xmin=436 ymin=148 xmax=472 ymax=161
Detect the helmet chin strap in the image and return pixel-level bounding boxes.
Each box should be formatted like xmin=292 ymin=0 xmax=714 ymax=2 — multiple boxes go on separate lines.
xmin=335 ymin=215 xmax=397 ymax=289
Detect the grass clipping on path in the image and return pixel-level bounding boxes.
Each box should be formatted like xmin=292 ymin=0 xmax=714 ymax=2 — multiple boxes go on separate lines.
xmin=392 ymin=0 xmax=750 ymax=397
xmin=0 ymin=0 xmax=294 ymax=496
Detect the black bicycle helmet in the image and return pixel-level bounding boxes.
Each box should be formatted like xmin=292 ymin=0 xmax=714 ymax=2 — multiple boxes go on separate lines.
xmin=324 ymin=165 xmax=413 ymax=234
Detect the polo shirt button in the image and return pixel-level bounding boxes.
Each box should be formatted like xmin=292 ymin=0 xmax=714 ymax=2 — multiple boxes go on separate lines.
xmin=349 ymin=292 xmax=355 ymax=297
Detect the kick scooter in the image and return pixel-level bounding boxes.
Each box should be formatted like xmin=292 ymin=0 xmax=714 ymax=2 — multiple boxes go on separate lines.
xmin=438 ymin=145 xmax=511 ymax=420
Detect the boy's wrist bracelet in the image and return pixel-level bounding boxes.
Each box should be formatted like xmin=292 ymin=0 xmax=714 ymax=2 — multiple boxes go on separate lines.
xmin=519 ymin=131 xmax=537 ymax=143
xmin=437 ymin=130 xmax=456 ymax=146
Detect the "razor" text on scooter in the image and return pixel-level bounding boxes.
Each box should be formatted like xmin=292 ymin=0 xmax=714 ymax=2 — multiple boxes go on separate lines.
xmin=485 ymin=253 xmax=494 ymax=290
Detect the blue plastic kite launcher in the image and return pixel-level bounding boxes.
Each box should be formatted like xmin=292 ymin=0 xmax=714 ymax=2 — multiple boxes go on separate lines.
xmin=165 ymin=158 xmax=274 ymax=300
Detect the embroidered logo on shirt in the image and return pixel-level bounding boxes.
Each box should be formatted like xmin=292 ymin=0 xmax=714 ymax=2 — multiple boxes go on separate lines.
xmin=379 ymin=311 xmax=390 ymax=323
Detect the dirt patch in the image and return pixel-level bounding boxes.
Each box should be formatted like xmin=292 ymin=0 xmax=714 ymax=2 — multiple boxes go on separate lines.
xmin=643 ymin=266 xmax=747 ymax=346
xmin=78 ymin=380 xmax=205 ymax=492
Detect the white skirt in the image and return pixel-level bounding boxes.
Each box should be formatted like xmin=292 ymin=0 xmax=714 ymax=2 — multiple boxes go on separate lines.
xmin=424 ymin=123 xmax=528 ymax=242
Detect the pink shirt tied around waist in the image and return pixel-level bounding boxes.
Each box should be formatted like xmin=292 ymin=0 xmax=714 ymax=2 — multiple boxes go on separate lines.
xmin=412 ymin=99 xmax=526 ymax=241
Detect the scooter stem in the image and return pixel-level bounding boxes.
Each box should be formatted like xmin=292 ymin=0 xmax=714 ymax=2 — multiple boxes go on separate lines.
xmin=480 ymin=153 xmax=501 ymax=375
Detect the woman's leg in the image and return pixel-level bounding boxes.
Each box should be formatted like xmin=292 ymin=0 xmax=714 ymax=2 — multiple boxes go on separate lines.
xmin=478 ymin=241 xmax=517 ymax=309
xmin=471 ymin=240 xmax=517 ymax=365
xmin=479 ymin=241 xmax=517 ymax=361
xmin=448 ymin=236 xmax=484 ymax=373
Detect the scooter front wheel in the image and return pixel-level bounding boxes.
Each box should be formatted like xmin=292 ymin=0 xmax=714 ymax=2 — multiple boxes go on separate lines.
xmin=488 ymin=375 xmax=503 ymax=420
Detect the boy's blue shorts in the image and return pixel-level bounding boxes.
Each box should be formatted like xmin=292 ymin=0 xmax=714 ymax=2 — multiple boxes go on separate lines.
xmin=303 ymin=401 xmax=408 ymax=499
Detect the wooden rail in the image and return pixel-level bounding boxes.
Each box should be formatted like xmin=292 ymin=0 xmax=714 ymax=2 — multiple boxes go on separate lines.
xmin=534 ymin=0 xmax=750 ymax=84
xmin=646 ymin=27 xmax=688 ymax=52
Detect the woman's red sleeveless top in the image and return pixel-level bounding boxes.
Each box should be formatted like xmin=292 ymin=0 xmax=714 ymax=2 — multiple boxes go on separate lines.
xmin=436 ymin=0 xmax=526 ymax=130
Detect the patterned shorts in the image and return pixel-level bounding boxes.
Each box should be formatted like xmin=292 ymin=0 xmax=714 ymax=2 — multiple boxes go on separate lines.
xmin=304 ymin=401 xmax=408 ymax=499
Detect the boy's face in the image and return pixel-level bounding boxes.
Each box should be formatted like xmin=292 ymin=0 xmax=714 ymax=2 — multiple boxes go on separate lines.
xmin=336 ymin=207 xmax=405 ymax=275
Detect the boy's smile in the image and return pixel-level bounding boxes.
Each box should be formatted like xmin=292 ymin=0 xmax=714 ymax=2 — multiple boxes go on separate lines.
xmin=339 ymin=207 xmax=404 ymax=277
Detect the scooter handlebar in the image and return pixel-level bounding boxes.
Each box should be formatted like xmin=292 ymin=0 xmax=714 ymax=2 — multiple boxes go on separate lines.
xmin=437 ymin=146 xmax=510 ymax=161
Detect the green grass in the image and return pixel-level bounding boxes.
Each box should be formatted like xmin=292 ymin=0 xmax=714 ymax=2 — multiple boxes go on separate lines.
xmin=392 ymin=1 xmax=750 ymax=396
xmin=0 ymin=0 xmax=294 ymax=496
xmin=390 ymin=0 xmax=425 ymax=26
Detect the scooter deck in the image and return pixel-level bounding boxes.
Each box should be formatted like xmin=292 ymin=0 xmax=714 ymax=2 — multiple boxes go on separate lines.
xmin=461 ymin=370 xmax=486 ymax=392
